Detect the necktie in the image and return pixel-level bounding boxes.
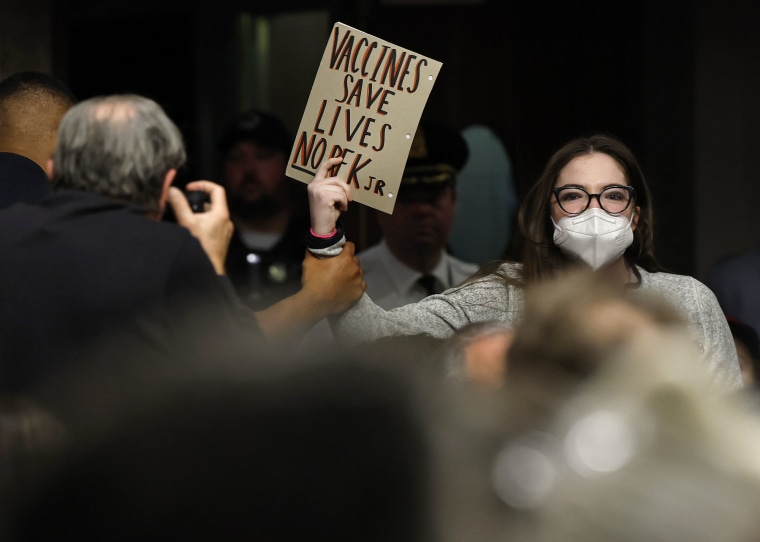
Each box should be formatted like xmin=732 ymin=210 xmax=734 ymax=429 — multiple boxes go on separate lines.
xmin=417 ymin=274 xmax=442 ymax=296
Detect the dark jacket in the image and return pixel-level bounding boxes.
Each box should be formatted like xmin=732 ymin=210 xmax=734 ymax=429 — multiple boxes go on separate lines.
xmin=0 ymin=190 xmax=262 ymax=392
xmin=0 ymin=152 xmax=50 ymax=209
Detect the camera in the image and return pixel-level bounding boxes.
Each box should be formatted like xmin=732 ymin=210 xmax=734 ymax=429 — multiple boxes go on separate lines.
xmin=185 ymin=190 xmax=210 ymax=213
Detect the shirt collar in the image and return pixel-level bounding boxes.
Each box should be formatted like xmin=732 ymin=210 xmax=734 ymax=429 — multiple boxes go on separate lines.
xmin=377 ymin=240 xmax=450 ymax=294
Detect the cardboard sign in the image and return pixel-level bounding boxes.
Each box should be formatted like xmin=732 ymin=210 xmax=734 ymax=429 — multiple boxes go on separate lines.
xmin=287 ymin=22 xmax=442 ymax=214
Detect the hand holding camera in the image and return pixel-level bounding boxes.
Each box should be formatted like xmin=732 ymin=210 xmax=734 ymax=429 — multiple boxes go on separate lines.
xmin=167 ymin=181 xmax=233 ymax=275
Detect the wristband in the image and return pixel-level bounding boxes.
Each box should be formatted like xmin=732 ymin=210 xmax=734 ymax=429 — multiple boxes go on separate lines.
xmin=309 ymin=227 xmax=338 ymax=239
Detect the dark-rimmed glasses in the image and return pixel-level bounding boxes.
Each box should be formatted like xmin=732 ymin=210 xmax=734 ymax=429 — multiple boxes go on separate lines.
xmin=552 ymin=185 xmax=636 ymax=216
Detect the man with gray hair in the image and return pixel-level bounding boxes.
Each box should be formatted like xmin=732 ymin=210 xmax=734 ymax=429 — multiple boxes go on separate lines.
xmin=0 ymin=94 xmax=364 ymax=392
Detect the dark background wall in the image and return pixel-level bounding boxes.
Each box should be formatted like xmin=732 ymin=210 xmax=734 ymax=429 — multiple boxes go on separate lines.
xmin=3 ymin=0 xmax=758 ymax=280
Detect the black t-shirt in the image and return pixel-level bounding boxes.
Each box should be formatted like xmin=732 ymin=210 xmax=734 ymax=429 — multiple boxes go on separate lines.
xmin=225 ymin=211 xmax=310 ymax=311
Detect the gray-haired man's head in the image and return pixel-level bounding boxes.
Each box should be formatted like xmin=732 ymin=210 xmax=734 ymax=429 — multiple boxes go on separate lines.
xmin=52 ymin=94 xmax=186 ymax=212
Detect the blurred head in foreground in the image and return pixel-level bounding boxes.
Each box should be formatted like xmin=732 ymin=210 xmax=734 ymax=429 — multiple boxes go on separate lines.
xmin=9 ymin=360 xmax=433 ymax=542
xmin=495 ymin=329 xmax=760 ymax=542
xmin=445 ymin=320 xmax=515 ymax=391
xmin=505 ymin=268 xmax=686 ymax=428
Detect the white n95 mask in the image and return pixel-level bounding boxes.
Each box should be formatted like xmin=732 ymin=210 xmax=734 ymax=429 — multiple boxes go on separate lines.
xmin=552 ymin=208 xmax=634 ymax=269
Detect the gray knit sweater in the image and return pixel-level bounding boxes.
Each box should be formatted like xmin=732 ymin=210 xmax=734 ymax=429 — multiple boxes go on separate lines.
xmin=330 ymin=262 xmax=743 ymax=392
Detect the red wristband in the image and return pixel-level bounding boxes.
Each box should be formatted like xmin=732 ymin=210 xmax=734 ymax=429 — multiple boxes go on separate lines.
xmin=310 ymin=227 xmax=338 ymax=239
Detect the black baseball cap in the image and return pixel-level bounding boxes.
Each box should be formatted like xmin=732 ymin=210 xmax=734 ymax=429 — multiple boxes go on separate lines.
xmin=216 ymin=109 xmax=292 ymax=155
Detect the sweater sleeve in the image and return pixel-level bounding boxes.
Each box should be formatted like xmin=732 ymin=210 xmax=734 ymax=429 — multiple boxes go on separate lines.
xmin=329 ymin=274 xmax=519 ymax=346
xmin=639 ymin=269 xmax=743 ymax=393
xmin=690 ymin=278 xmax=744 ymax=392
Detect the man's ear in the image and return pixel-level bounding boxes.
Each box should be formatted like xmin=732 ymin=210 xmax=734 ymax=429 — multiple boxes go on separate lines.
xmin=46 ymin=159 xmax=55 ymax=181
xmin=157 ymin=169 xmax=178 ymax=214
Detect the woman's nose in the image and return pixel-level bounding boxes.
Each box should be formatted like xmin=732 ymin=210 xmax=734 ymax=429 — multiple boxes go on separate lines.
xmin=588 ymin=193 xmax=602 ymax=209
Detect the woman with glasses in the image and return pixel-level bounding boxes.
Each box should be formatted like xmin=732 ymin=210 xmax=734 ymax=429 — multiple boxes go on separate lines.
xmin=307 ymin=134 xmax=742 ymax=391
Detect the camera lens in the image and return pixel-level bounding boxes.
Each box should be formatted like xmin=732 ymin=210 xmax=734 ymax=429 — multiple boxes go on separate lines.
xmin=185 ymin=190 xmax=210 ymax=213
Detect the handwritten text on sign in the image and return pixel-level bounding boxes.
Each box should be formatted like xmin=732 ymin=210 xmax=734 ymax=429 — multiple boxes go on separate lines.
xmin=287 ymin=22 xmax=442 ymax=214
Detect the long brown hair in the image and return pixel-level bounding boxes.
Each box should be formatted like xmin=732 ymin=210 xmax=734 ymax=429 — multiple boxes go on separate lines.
xmin=462 ymin=134 xmax=663 ymax=289
xmin=519 ymin=134 xmax=662 ymax=284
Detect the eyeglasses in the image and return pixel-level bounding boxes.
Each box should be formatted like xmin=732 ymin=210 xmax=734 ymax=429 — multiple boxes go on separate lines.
xmin=552 ymin=185 xmax=636 ymax=216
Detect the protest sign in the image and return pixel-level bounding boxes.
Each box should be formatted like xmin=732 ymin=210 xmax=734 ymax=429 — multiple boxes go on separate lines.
xmin=287 ymin=22 xmax=442 ymax=214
